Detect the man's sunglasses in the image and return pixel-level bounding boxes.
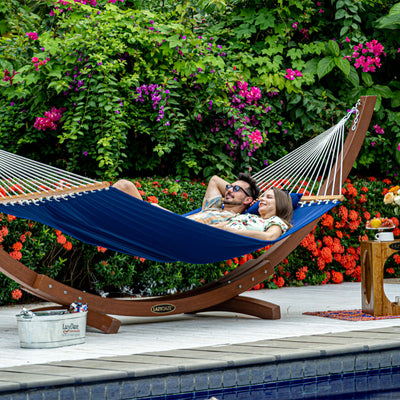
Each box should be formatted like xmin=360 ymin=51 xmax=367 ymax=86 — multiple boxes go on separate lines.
xmin=225 ymin=184 xmax=252 ymax=197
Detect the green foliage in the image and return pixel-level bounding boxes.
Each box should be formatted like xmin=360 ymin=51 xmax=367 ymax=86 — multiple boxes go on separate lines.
xmin=0 ymin=0 xmax=399 ymax=181
xmin=375 ymin=2 xmax=400 ymax=30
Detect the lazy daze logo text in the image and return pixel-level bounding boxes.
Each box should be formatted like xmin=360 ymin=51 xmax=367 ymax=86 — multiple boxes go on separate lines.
xmin=62 ymin=322 xmax=81 ymax=336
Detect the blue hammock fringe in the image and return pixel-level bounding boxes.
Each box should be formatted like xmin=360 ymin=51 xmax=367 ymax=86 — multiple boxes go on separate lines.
xmin=0 ymin=187 xmax=338 ymax=264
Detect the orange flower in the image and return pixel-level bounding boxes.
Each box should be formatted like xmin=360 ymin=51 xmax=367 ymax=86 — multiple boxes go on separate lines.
xmin=331 ymin=270 xmax=343 ymax=284
xmin=393 ymin=254 xmax=400 ymax=265
xmin=147 ymin=195 xmax=158 ymax=204
xmin=348 ymin=220 xmax=361 ymax=232
xmin=55 ymin=229 xmax=62 ymax=236
xmin=63 ymin=241 xmax=72 ymax=251
xmin=321 ymin=247 xmax=333 ymax=263
xmin=97 ymin=246 xmax=107 ymax=253
xmin=182 ymin=192 xmax=189 ymax=199
xmin=10 ymin=251 xmax=22 ymax=261
xmin=239 ymin=255 xmax=248 ymax=265
xmin=7 ymin=214 xmax=16 ymax=222
xmin=386 ymin=268 xmax=395 ymax=274
xmin=226 ymin=259 xmax=234 ymax=267
xmin=338 ymin=206 xmax=348 ymax=221
xmin=323 ymin=236 xmax=333 ymax=248
xmin=56 ymin=235 xmax=67 ymax=245
xmin=334 ymin=253 xmax=342 ymax=262
xmin=346 ymin=183 xmax=358 ymax=197
xmin=317 ymin=257 xmax=325 ymax=270
xmin=274 ymin=276 xmax=285 ymax=287
xmin=359 ymin=194 xmax=367 ymax=204
xmin=321 ymin=214 xmax=334 ymax=230
xmin=296 ymin=266 xmax=308 ymax=281
xmin=12 ymin=242 xmax=23 ymax=251
xmin=332 ymin=238 xmax=344 ymax=254
xmin=11 ymin=288 xmax=23 ymax=300
xmin=134 ymin=181 xmax=142 ymax=188
xmin=348 ymin=210 xmax=359 ymax=221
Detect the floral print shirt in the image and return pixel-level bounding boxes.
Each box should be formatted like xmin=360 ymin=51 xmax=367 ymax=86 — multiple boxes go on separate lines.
xmin=226 ymin=214 xmax=289 ymax=234
xmin=186 ymin=196 xmax=238 ymax=225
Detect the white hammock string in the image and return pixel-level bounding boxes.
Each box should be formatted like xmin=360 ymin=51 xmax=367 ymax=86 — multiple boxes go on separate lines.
xmin=253 ymin=103 xmax=358 ymax=198
xmin=0 ymin=149 xmax=101 ymax=201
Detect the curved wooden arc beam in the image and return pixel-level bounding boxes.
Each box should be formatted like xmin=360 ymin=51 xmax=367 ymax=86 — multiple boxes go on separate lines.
xmin=0 ymin=96 xmax=376 ymax=333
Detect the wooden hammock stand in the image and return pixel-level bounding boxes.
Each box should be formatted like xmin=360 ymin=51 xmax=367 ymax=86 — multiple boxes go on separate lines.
xmin=0 ymin=96 xmax=377 ymax=334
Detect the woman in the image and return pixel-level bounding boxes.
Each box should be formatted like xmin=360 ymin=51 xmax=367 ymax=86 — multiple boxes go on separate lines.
xmin=215 ymin=187 xmax=293 ymax=240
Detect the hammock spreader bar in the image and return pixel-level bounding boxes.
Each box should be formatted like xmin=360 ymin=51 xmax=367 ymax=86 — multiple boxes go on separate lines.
xmin=0 ymin=187 xmax=338 ymax=264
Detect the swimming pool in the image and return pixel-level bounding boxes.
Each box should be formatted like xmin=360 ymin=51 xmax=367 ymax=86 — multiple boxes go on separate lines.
xmin=146 ymin=367 xmax=400 ymax=400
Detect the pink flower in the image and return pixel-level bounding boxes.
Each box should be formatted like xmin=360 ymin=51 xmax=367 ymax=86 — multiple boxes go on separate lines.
xmin=294 ymin=69 xmax=302 ymax=77
xmin=249 ymin=129 xmax=263 ymax=145
xmin=285 ymin=68 xmax=295 ymax=80
xmin=373 ymin=124 xmax=384 ymax=134
xmin=32 ymin=57 xmax=39 ymax=63
xmin=285 ymin=68 xmax=302 ymax=80
xmin=350 ymin=39 xmax=385 ymax=73
xmin=345 ymin=37 xmax=350 ymax=42
xmin=26 ymin=32 xmax=38 ymax=40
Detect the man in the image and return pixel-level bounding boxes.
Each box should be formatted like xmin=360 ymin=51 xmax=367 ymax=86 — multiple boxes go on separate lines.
xmin=112 ymin=173 xmax=260 ymax=225
xmin=186 ymin=173 xmax=260 ymax=225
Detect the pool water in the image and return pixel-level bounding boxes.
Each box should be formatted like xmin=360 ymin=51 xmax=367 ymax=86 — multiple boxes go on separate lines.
xmin=145 ymin=367 xmax=400 ymax=400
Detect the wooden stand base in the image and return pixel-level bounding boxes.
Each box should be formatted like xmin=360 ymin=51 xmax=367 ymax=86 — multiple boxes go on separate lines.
xmin=361 ymin=240 xmax=400 ymax=316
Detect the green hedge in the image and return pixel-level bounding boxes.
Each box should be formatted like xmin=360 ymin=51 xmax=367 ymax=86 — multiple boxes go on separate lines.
xmin=0 ymin=0 xmax=399 ymax=181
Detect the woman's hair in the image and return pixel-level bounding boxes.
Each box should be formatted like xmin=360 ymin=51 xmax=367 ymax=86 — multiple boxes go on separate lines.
xmin=269 ymin=187 xmax=293 ymax=224
xmin=237 ymin=172 xmax=260 ymax=200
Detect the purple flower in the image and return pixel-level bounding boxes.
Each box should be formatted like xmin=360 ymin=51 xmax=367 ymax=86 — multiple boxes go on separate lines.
xmin=83 ymin=151 xmax=88 ymax=156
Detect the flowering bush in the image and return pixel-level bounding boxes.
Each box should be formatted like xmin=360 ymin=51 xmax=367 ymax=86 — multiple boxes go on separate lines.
xmin=0 ymin=1 xmax=399 ymax=181
xmin=262 ymin=177 xmax=400 ymax=288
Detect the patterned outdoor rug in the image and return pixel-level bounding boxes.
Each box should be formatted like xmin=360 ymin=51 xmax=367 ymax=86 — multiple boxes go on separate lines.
xmin=303 ymin=309 xmax=400 ymax=321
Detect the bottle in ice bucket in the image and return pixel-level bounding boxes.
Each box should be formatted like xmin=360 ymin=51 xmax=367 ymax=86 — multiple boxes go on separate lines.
xmin=69 ymin=301 xmax=88 ymax=313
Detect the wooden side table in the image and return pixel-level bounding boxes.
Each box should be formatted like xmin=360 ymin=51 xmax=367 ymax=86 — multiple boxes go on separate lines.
xmin=361 ymin=240 xmax=400 ymax=316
